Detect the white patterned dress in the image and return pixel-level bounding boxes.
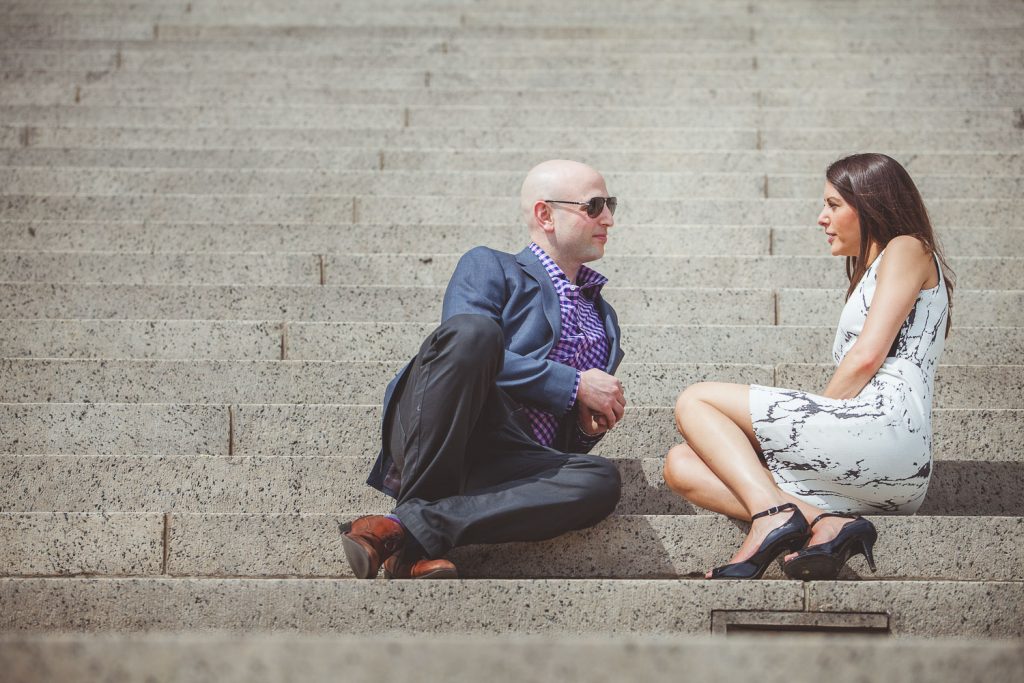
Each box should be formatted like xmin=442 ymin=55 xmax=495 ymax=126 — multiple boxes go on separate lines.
xmin=749 ymin=250 xmax=948 ymax=514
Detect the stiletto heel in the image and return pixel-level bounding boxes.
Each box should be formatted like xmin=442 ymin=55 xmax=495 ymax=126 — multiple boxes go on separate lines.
xmin=782 ymin=512 xmax=878 ymax=581
xmin=709 ymin=503 xmax=811 ymax=580
xmin=862 ymin=537 xmax=877 ymax=572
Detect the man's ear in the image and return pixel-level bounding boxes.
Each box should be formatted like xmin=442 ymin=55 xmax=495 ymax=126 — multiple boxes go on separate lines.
xmin=534 ymin=200 xmax=555 ymax=234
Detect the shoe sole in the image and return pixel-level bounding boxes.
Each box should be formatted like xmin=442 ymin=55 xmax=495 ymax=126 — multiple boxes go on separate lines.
xmin=340 ymin=533 xmax=375 ymax=579
xmin=382 ymin=567 xmax=459 ymax=580
xmin=783 ymin=553 xmax=842 ymax=581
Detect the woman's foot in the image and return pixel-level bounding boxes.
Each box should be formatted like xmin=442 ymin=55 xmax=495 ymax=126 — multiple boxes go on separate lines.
xmin=782 ymin=515 xmax=855 ymax=562
xmin=782 ymin=514 xmax=878 ymax=580
xmin=705 ymin=503 xmax=810 ymax=579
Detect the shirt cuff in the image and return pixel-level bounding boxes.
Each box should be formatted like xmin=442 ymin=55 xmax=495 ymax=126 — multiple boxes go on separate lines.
xmin=567 ymin=369 xmax=581 ymax=411
xmin=574 ymin=421 xmax=604 ymax=447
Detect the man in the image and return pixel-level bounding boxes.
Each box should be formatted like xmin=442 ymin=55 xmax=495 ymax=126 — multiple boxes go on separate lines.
xmin=341 ymin=159 xmax=626 ymax=579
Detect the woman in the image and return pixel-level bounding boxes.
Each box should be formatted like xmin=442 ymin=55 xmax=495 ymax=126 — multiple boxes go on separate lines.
xmin=664 ymin=153 xmax=953 ymax=580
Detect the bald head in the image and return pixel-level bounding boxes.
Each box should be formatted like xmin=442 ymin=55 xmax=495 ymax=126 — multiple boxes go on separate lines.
xmin=520 ymin=159 xmax=605 ymax=230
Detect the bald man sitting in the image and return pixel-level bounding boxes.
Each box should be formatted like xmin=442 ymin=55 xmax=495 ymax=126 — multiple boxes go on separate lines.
xmin=341 ymin=160 xmax=626 ymax=579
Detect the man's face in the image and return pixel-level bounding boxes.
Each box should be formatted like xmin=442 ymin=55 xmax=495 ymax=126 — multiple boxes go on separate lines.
xmin=547 ymin=172 xmax=615 ymax=266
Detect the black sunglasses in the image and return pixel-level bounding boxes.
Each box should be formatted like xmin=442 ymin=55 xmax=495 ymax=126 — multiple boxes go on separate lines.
xmin=545 ymin=196 xmax=617 ymax=218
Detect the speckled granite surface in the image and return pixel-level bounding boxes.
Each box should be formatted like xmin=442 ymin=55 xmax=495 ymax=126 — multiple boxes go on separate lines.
xmin=0 ymin=634 xmax=1021 ymax=683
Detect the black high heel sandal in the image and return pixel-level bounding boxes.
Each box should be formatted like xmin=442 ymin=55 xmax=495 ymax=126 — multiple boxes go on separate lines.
xmin=709 ymin=503 xmax=811 ymax=580
xmin=782 ymin=512 xmax=878 ymax=581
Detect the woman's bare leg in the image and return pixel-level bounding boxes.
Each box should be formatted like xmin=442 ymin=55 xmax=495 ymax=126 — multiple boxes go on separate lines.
xmin=664 ymin=443 xmax=822 ymax=522
xmin=664 ymin=443 xmax=830 ymax=558
xmin=672 ymin=381 xmax=827 ymax=573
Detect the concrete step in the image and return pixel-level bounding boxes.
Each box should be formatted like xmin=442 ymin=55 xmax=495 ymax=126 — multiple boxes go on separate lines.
xmin=0 ymin=222 xmax=782 ymax=256
xmin=1 ymin=168 xmax=1020 ymax=200
xmin=1 ymin=512 xmax=1019 ymax=581
xmin=5 ymin=46 xmax=1024 ymax=72
xmin=2 ymin=104 xmax=1018 ymax=130
xmin=2 ymin=633 xmax=1022 ymax=683
xmin=2 ymin=321 xmax=1018 ymax=366
xmin=2 ymin=196 xmax=1020 ymax=226
xmin=8 ymin=252 xmax=1002 ymax=290
xmin=1 ymin=452 xmax=1020 ymax=516
xmin=4 ymin=634 xmax=1019 ymax=683
xmin=0 ymin=284 xmax=777 ymax=325
xmin=9 ymin=85 xmax=1024 ymax=111
xmin=5 ymin=67 xmax=1023 ymax=92
xmin=2 ymin=284 xmax=1019 ymax=327
xmin=99 ymin=25 xmax=1024 ymax=50
xmin=4 ymin=47 xmax=1019 ymax=76
xmin=0 ymin=169 xmax=770 ymax=199
xmin=7 ymin=125 xmax=1022 ymax=152
xmin=2 ymin=148 xmax=1022 ymax=176
xmin=5 ymin=33 xmax=1021 ymax=55
xmin=1 ymin=359 xmax=1020 ymax=407
xmin=2 ymin=403 xmax=1019 ymax=462
xmin=1 ymin=221 xmax=1020 ymax=257
xmin=4 ymin=251 xmax=1016 ymax=290
xmin=2 ymin=577 xmax=1021 ymax=637
xmin=7 ymin=1 xmax=1021 ymax=23
xmin=319 ymin=253 xmax=1015 ymax=290
xmin=0 ymin=250 xmax=322 ymax=285
xmin=2 ymin=125 xmax=761 ymax=151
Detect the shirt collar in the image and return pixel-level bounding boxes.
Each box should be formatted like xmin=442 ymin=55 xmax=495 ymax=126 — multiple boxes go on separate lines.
xmin=527 ymin=242 xmax=609 ymax=292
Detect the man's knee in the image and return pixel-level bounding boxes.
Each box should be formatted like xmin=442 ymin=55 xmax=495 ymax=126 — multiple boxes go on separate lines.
xmin=440 ymin=314 xmax=502 ymax=353
xmin=570 ymin=455 xmax=622 ymax=517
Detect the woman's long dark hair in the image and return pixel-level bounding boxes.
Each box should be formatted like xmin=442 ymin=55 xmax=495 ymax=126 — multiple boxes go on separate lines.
xmin=826 ymin=153 xmax=954 ymax=335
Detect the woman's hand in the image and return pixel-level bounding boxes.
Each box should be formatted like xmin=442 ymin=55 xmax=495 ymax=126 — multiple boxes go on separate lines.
xmin=823 ymin=236 xmax=938 ymax=400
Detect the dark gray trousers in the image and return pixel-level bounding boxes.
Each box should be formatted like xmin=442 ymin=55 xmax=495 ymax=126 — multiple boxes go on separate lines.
xmin=389 ymin=314 xmax=622 ymax=559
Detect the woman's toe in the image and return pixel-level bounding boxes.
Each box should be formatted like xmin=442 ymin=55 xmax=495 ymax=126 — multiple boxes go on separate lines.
xmin=784 ymin=552 xmax=798 ymax=562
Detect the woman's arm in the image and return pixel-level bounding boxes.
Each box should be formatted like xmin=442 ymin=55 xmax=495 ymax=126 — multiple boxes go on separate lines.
xmin=823 ymin=236 xmax=937 ymax=399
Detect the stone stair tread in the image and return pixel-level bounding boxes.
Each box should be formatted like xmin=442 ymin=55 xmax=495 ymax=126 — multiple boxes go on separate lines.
xmin=2 ymin=454 xmax=1020 ymax=517
xmin=2 ymin=221 xmax=1022 ymax=257
xmin=2 ymin=196 xmax=1019 ymax=226
xmin=1 ymin=251 xmax=1019 ymax=289
xmin=2 ymin=512 xmax=1020 ymax=581
xmin=1 ymin=104 xmax=1019 ymax=130
xmin=2 ymin=577 xmax=1022 ymax=637
xmin=1 ymin=319 xmax=1019 ymax=365
xmin=1 ymin=149 xmax=1022 ymax=175
xmin=1 ymin=167 xmax=1022 ymax=199
xmin=1 ymin=632 xmax=1021 ymax=683
xmin=2 ymin=404 xmax=1018 ymax=462
xmin=6 ymin=126 xmax=1022 ymax=152
xmin=1 ymin=358 xmax=1021 ymax=407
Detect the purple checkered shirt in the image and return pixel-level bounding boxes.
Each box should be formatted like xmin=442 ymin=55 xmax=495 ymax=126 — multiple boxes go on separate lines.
xmin=523 ymin=242 xmax=610 ymax=447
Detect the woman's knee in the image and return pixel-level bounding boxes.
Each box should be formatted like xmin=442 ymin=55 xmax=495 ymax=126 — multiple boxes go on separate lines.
xmin=674 ymin=382 xmax=712 ymax=430
xmin=663 ymin=444 xmax=702 ymax=499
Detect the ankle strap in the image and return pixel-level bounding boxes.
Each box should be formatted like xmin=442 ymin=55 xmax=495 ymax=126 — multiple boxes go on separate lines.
xmin=810 ymin=512 xmax=860 ymax=528
xmin=751 ymin=503 xmax=797 ymax=521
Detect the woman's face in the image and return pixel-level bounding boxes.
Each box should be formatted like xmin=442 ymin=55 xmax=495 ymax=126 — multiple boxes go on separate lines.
xmin=818 ymin=181 xmax=861 ymax=257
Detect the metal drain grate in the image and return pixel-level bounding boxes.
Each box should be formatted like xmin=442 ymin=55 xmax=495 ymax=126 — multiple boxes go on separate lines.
xmin=712 ymin=611 xmax=890 ymax=637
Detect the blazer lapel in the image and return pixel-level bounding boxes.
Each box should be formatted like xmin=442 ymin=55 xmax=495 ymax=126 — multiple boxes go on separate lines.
xmin=516 ymin=247 xmax=562 ymax=339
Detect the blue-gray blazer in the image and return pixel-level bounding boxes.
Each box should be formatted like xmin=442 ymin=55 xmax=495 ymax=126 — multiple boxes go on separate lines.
xmin=366 ymin=245 xmax=624 ymax=497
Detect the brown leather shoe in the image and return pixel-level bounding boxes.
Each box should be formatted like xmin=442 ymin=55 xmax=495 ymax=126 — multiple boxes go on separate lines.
xmin=340 ymin=515 xmax=405 ymax=579
xmin=382 ymin=553 xmax=458 ymax=580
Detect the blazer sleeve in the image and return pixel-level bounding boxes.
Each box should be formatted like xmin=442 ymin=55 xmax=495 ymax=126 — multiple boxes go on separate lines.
xmin=441 ymin=247 xmax=578 ymax=415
